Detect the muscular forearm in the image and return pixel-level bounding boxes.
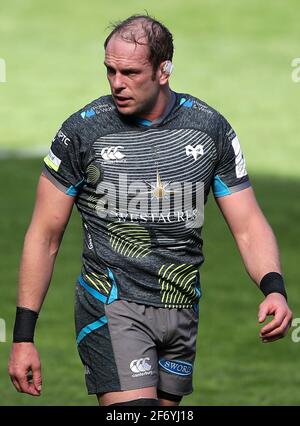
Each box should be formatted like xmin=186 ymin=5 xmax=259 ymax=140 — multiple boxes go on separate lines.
xmin=234 ymin=213 xmax=281 ymax=285
xmin=9 ymin=174 xmax=74 ymax=396
xmin=17 ymin=226 xmax=62 ymax=312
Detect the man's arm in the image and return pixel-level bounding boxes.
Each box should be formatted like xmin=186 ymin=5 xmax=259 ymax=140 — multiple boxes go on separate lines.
xmin=8 ymin=173 xmax=75 ymax=396
xmin=216 ymin=186 xmax=293 ymax=342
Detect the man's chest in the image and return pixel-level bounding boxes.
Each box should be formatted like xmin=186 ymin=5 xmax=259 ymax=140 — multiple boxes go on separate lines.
xmin=90 ymin=128 xmax=217 ymax=185
xmin=80 ymin=129 xmax=217 ymax=224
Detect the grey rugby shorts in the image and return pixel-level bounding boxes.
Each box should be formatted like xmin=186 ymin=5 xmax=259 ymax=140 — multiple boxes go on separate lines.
xmin=75 ymin=281 xmax=199 ymax=396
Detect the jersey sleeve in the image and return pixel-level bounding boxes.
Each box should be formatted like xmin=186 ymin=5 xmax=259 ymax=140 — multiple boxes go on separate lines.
xmin=212 ymin=115 xmax=251 ymax=197
xmin=43 ymin=118 xmax=85 ymax=197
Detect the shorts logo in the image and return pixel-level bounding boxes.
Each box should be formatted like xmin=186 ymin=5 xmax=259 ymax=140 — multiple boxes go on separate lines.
xmin=159 ymin=359 xmax=193 ymax=376
xmin=101 ymin=146 xmax=126 ymax=162
xmin=130 ymin=357 xmax=152 ymax=377
xmin=185 ymin=144 xmax=204 ymax=161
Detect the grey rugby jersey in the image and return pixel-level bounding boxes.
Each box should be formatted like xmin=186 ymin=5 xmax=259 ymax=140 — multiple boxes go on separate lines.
xmin=43 ymin=92 xmax=251 ymax=309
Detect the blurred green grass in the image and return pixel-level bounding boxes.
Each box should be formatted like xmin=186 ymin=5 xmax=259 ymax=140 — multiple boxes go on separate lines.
xmin=0 ymin=0 xmax=300 ymax=176
xmin=0 ymin=159 xmax=299 ymax=405
xmin=0 ymin=0 xmax=300 ymax=406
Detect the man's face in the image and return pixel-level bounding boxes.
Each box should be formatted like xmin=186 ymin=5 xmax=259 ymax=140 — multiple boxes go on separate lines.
xmin=104 ymin=35 xmax=162 ymax=117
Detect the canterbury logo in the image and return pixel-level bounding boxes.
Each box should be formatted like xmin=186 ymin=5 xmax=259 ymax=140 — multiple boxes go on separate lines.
xmin=185 ymin=144 xmax=204 ymax=160
xmin=130 ymin=357 xmax=152 ymax=373
xmin=101 ymin=146 xmax=125 ymax=161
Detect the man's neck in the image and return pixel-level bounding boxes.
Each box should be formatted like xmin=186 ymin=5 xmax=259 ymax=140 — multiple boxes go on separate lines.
xmin=137 ymin=87 xmax=173 ymax=122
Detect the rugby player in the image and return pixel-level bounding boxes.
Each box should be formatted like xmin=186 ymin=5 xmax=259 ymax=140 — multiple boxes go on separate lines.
xmin=8 ymin=15 xmax=293 ymax=406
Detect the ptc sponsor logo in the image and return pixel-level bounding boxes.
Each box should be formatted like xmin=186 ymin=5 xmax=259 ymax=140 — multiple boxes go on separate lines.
xmin=54 ymin=129 xmax=71 ymax=146
xmin=159 ymin=359 xmax=193 ymax=376
xmin=185 ymin=144 xmax=204 ymax=161
xmin=130 ymin=357 xmax=153 ymax=377
xmin=101 ymin=146 xmax=126 ymax=162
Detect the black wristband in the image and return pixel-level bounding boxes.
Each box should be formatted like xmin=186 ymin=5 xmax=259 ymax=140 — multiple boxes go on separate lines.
xmin=259 ymin=272 xmax=287 ymax=301
xmin=13 ymin=307 xmax=39 ymax=343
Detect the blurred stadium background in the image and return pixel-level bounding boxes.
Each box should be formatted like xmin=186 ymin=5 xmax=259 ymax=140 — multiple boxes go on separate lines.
xmin=0 ymin=0 xmax=299 ymax=405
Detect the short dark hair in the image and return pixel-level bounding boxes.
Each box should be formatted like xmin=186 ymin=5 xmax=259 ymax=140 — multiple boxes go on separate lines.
xmin=104 ymin=14 xmax=174 ymax=71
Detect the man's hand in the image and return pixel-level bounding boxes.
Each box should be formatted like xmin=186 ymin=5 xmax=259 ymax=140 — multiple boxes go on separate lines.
xmin=258 ymin=293 xmax=293 ymax=343
xmin=8 ymin=342 xmax=42 ymax=396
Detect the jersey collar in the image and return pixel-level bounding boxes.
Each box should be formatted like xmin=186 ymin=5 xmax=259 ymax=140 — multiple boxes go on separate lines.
xmin=130 ymin=91 xmax=177 ymax=127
